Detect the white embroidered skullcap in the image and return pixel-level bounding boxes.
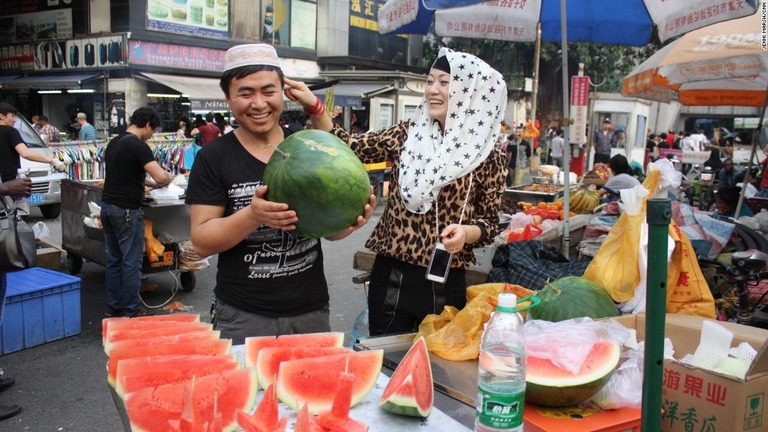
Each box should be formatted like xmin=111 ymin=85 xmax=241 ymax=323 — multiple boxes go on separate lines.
xmin=224 ymin=44 xmax=280 ymax=71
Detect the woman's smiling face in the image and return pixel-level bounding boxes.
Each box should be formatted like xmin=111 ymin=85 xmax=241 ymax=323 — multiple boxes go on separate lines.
xmin=425 ymin=69 xmax=450 ymax=129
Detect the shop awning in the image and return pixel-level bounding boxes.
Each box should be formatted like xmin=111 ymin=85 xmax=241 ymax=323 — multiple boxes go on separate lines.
xmin=3 ymin=73 xmax=102 ymax=90
xmin=0 ymin=75 xmax=19 ymax=86
xmin=140 ymin=72 xmax=226 ymax=108
xmin=313 ymin=83 xmax=392 ymax=108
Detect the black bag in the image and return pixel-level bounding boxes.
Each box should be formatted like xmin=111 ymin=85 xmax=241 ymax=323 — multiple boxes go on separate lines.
xmin=0 ymin=196 xmax=37 ymax=271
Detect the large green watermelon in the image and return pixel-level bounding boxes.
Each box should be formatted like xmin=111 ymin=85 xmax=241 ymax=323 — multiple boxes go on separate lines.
xmin=263 ymin=129 xmax=370 ymax=238
xmin=528 ymin=276 xmax=619 ymax=322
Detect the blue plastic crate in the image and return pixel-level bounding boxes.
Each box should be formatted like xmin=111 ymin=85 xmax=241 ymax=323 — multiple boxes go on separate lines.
xmin=1 ymin=268 xmax=81 ymax=355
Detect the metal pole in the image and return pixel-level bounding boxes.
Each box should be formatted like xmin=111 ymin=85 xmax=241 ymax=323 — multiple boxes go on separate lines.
xmin=560 ymin=0 xmax=571 ymax=256
xmin=734 ymin=98 xmax=768 ymax=218
xmin=642 ymin=198 xmax=671 ymax=432
xmin=530 ymin=22 xmax=542 ymax=122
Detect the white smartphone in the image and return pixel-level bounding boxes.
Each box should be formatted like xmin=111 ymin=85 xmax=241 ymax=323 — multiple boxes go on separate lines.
xmin=426 ymin=242 xmax=453 ymax=283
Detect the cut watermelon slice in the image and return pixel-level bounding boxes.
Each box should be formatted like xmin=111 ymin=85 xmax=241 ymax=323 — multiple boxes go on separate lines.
xmin=108 ymin=339 xmax=232 ymax=388
xmin=117 ymin=354 xmax=239 ymax=398
xmin=104 ymin=322 xmax=213 ymax=353
xmin=102 ymin=313 xmax=201 ymax=344
xmin=244 ymin=332 xmax=345 ymax=368
xmin=105 ymin=330 xmax=220 ymax=357
xmin=316 ymin=371 xmax=368 ymax=432
xmin=125 ymin=368 xmax=257 ymax=432
xmin=236 ymin=383 xmax=288 ymax=432
xmin=379 ymin=337 xmax=434 ymax=417
xmin=256 ymin=347 xmax=350 ymax=390
xmin=526 ymin=340 xmax=621 ymax=407
xmin=295 ymin=403 xmax=324 ymax=432
xmin=276 ymin=350 xmax=383 ymax=415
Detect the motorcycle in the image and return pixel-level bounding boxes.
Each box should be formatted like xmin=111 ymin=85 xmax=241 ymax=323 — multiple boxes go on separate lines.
xmin=699 ymin=249 xmax=768 ymax=329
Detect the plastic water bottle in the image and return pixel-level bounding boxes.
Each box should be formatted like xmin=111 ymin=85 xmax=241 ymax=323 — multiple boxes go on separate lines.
xmin=350 ymin=306 xmax=369 ymax=347
xmin=475 ymin=293 xmax=526 ymax=432
xmin=15 ymin=169 xmax=29 ymax=215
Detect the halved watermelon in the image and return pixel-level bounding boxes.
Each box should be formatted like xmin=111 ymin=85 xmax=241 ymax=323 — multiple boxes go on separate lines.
xmin=276 ymin=350 xmax=383 ymax=415
xmin=116 ymin=354 xmax=239 ymax=398
xmin=108 ymin=339 xmax=232 ymax=387
xmin=379 ymin=337 xmax=434 ymax=417
xmin=316 ymin=371 xmax=367 ymax=432
xmin=104 ymin=322 xmax=213 ymax=353
xmin=256 ymin=347 xmax=350 ymax=390
xmin=125 ymin=368 xmax=257 ymax=432
xmin=102 ymin=313 xmax=201 ymax=345
xmin=105 ymin=330 xmax=220 ymax=357
xmin=526 ymin=340 xmax=621 ymax=407
xmin=244 ymin=332 xmax=345 ymax=368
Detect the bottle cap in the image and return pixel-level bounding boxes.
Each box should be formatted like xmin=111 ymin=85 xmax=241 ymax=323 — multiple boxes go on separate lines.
xmin=497 ymin=293 xmax=517 ymax=309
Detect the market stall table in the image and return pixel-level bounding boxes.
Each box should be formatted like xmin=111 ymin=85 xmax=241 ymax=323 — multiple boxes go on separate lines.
xmin=60 ymin=179 xmax=196 ymax=290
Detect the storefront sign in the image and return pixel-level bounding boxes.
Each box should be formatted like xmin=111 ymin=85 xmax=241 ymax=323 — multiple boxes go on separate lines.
xmin=0 ymin=44 xmax=35 ymax=70
xmin=0 ymin=8 xmax=73 ymax=42
xmin=128 ymin=40 xmax=226 ymax=72
xmin=570 ymin=75 xmax=589 ymax=145
xmin=146 ymin=0 xmax=229 ymax=39
xmin=349 ymin=0 xmax=410 ymax=65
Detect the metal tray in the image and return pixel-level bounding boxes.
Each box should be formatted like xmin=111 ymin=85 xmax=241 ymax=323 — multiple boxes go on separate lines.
xmin=504 ymin=185 xmax=565 ymax=205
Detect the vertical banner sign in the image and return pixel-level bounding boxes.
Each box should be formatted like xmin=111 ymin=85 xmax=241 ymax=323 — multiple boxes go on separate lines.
xmin=570 ymin=75 xmax=589 ymax=145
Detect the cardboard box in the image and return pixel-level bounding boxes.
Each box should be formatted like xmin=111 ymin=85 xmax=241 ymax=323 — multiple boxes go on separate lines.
xmin=614 ymin=314 xmax=768 ymax=432
xmin=1 ymin=268 xmax=81 ymax=355
xmin=35 ymin=240 xmax=62 ymax=270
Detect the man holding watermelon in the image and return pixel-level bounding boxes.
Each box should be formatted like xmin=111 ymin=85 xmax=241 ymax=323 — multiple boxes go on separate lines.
xmin=185 ymin=44 xmax=375 ymax=344
xmin=316 ymin=48 xmax=508 ymax=335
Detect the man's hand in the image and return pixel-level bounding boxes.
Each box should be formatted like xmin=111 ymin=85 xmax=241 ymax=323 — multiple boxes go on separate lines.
xmin=1 ymin=178 xmax=32 ymax=197
xmin=51 ymin=159 xmax=67 ymax=173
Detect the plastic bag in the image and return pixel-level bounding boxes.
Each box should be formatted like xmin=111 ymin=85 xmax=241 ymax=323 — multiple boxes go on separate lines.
xmin=524 ymin=318 xmax=630 ymax=375
xmin=32 ymin=221 xmax=50 ymax=242
xmin=507 ymin=223 xmax=543 ymax=242
xmin=415 ymin=283 xmax=534 ymax=361
xmin=591 ymin=350 xmax=644 ymax=410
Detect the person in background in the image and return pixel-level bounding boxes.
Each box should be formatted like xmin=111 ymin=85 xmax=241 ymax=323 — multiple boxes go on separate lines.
xmin=592 ymin=118 xmax=614 ymax=165
xmin=37 ymin=115 xmax=61 ymax=143
xmin=718 ymin=158 xmax=740 ymax=188
xmin=213 ymin=113 xmax=227 ymax=134
xmin=713 ymin=185 xmax=754 ymax=220
xmin=176 ymin=117 xmax=198 ymax=139
xmin=598 ymin=154 xmax=641 ymax=203
xmin=185 ymin=43 xmax=375 ymax=344
xmin=314 ymin=47 xmax=508 ymax=336
xmin=30 ymin=115 xmax=41 ymax=134
xmin=507 ymin=126 xmax=531 ymax=187
xmin=101 ymin=107 xmax=174 ymax=318
xmin=222 ymin=120 xmax=234 ymax=134
xmin=0 ymin=102 xmax=67 ymax=183
xmin=76 ymin=113 xmax=97 ymax=141
xmin=0 ymin=177 xmax=31 ymax=421
xmin=703 ymin=148 xmax=724 ymax=172
xmin=194 ymin=112 xmax=221 ymax=145
xmin=549 ymin=127 xmax=564 ymax=168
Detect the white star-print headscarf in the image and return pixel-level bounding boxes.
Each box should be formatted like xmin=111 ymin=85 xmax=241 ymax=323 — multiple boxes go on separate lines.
xmin=399 ymin=47 xmax=508 ymax=214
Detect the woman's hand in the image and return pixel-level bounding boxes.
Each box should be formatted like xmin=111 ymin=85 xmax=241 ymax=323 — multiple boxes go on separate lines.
xmin=440 ymin=224 xmax=468 ymax=254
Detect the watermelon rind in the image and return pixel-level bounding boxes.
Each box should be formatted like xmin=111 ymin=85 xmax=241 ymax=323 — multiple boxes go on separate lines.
xmin=379 ymin=337 xmax=434 ymax=417
xmin=102 ymin=313 xmax=201 ymax=345
xmin=263 ymin=130 xmax=370 ymax=239
xmin=529 ymin=276 xmax=619 ymax=322
xmin=276 ymin=350 xmax=384 ymax=415
xmin=526 ymin=340 xmax=621 ymax=407
xmin=125 ymin=368 xmax=257 ymax=432
xmin=244 ymin=331 xmax=345 ymax=368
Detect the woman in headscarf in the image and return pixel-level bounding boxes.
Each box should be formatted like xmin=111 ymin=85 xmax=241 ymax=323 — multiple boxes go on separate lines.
xmin=318 ymin=48 xmax=508 ymax=335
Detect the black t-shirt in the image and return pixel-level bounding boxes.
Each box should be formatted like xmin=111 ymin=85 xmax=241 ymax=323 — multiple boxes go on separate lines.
xmin=185 ymin=132 xmax=328 ymax=317
xmin=0 ymin=125 xmax=24 ymax=182
xmin=102 ymin=133 xmax=156 ymax=209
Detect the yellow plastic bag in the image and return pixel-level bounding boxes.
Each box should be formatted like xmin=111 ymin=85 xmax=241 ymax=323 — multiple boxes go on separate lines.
xmin=582 ymin=170 xmax=660 ymax=302
xmin=144 ymin=219 xmax=165 ymax=262
xmin=666 ymin=223 xmax=716 ymax=318
xmin=415 ymin=283 xmax=534 ymax=361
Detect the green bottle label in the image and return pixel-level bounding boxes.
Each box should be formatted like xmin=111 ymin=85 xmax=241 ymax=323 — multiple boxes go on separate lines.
xmin=475 ymin=387 xmax=525 ymax=429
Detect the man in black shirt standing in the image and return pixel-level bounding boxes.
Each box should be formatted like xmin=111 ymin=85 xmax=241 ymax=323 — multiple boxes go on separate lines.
xmin=101 ymin=107 xmax=173 ymax=318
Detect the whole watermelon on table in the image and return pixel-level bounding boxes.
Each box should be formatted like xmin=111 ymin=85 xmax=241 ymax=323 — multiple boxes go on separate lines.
xmin=263 ymin=129 xmax=370 ymax=238
xmin=528 ymin=276 xmax=619 ymax=322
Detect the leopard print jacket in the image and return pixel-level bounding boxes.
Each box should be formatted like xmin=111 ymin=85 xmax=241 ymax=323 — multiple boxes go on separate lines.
xmin=331 ymin=122 xmax=507 ymax=269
